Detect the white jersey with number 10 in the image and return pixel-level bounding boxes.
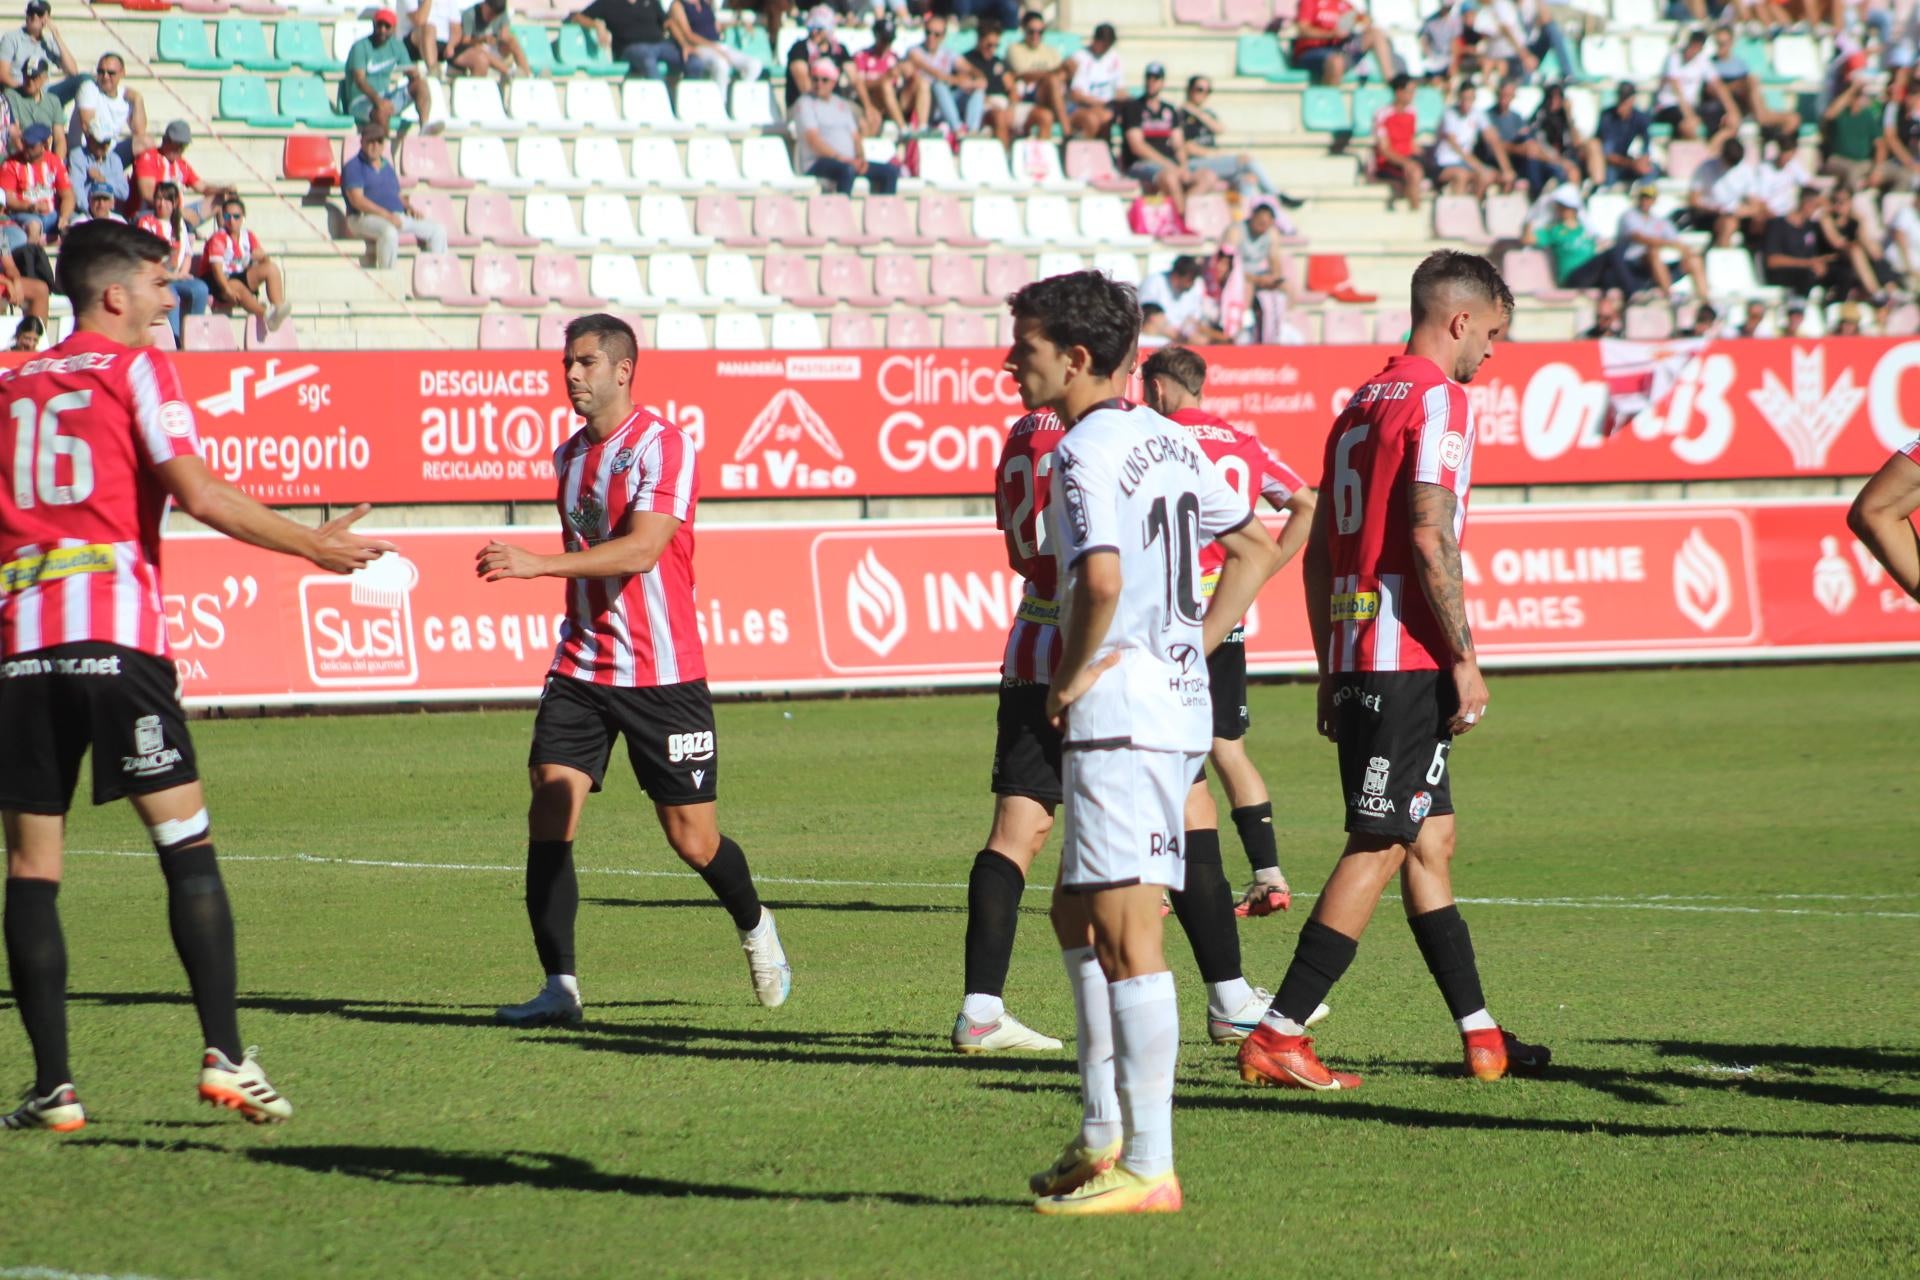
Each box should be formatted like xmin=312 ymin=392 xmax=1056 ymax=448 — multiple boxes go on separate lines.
xmin=1048 ymin=401 xmax=1253 ymax=754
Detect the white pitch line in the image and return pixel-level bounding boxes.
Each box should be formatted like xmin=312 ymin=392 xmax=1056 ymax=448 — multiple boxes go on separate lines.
xmin=63 ymin=850 xmax=1920 ymax=920
xmin=2 ymin=1268 xmax=184 ymax=1280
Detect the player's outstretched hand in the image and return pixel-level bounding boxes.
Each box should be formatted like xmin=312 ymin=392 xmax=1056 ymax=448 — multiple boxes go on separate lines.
xmin=1046 ymin=650 xmax=1123 ymax=730
xmin=476 ymin=540 xmax=549 ymax=582
xmin=310 ymin=503 xmax=398 ymax=574
xmin=1449 ymin=658 xmax=1490 ymax=736
xmin=1316 ymin=674 xmax=1337 ymax=742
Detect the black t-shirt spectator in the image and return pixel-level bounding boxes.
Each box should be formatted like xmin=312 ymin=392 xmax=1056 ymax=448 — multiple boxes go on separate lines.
xmin=583 ymin=0 xmax=667 ymax=48
xmin=785 ymin=36 xmax=852 ymax=107
xmin=1117 ymin=95 xmax=1181 ymax=167
xmin=1181 ymin=107 xmax=1216 ymax=148
xmin=965 ymin=48 xmax=1010 ymax=95
xmin=1763 ymin=215 xmax=1822 ymax=286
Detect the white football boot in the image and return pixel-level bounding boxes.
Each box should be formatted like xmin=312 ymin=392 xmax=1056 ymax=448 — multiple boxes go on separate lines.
xmin=952 ymin=1010 xmax=1065 ymax=1053
xmin=199 ymin=1047 xmax=293 ymax=1123
xmin=740 ymin=908 xmax=791 ymax=1008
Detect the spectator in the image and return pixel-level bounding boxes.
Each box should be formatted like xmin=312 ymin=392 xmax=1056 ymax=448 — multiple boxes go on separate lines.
xmin=1763 ymin=186 xmax=1839 ymax=296
xmin=675 ymin=0 xmax=764 ymax=85
xmin=1005 ymin=10 xmax=1068 ymax=141
xmin=342 ymin=124 xmax=447 ymax=268
xmin=852 ymin=19 xmax=913 ymax=135
xmin=1779 ymin=295 xmax=1807 ymax=338
xmin=1704 ymin=137 xmax=1769 ymax=247
xmin=1063 ymin=23 xmax=1122 ymax=139
xmin=576 ymin=0 xmax=681 ymax=79
xmin=1476 ymin=0 xmax=1582 ymax=82
xmin=1138 ymin=254 xmax=1225 ymax=343
xmin=1582 ymin=289 xmax=1625 ymax=337
xmin=1291 ymin=0 xmax=1398 ymax=86
xmin=792 ymin=60 xmax=898 ymax=195
xmin=1524 ymin=186 xmax=1621 ymax=289
xmin=342 ymin=11 xmax=436 ymax=133
xmin=9 ymin=311 xmax=41 ymax=349
xmin=1434 ymin=81 xmax=1514 ymax=197
xmin=1224 ymin=203 xmax=1305 ymax=340
xmin=1372 ymin=73 xmax=1426 ymax=212
xmin=1822 ymin=71 xmax=1884 ymax=189
xmin=134 ymin=180 xmax=206 ymax=343
xmin=66 ymin=54 xmax=148 ymax=160
xmin=1181 ymin=75 xmax=1302 ymax=207
xmin=1885 ymin=196 xmax=1919 ymax=291
xmin=1529 ymin=81 xmax=1604 ymax=186
xmin=1817 ymin=182 xmax=1891 ymax=304
xmin=1 ymin=240 xmax=45 ymax=318
xmin=1885 ymin=72 xmax=1920 ymax=183
xmin=0 ymin=122 xmax=69 ymax=246
xmin=401 ymin=0 xmax=452 ymax=79
xmin=1481 ymin=78 xmax=1568 ymax=194
xmin=66 ymin=115 xmax=124 ymax=211
xmin=948 ymin=0 xmax=1020 ymax=30
xmin=1139 ymin=300 xmax=1170 ymax=345
xmin=1683 ymin=301 xmax=1719 ymax=336
xmin=0 ymin=3 xmax=82 ymax=104
xmin=1653 ymin=29 xmax=1740 ymax=143
xmin=964 ymin=20 xmax=1020 ymax=147
xmin=1598 ymin=81 xmax=1656 ymax=187
xmin=1419 ymin=0 xmax=1467 ymax=83
xmin=69 ymin=180 xmax=122 ymax=226
xmin=1832 ymin=300 xmax=1865 ymax=335
xmin=1618 ymin=182 xmax=1709 ymax=298
xmin=908 ymin=15 xmax=979 ymax=136
xmin=1117 ymin=62 xmax=1219 ymax=220
xmin=783 ymin=6 xmax=852 ymax=112
xmin=449 ymin=0 xmax=531 ymax=81
xmin=1203 ymin=243 xmax=1250 ymax=342
xmin=133 ymin=120 xmax=229 ymax=229
xmin=6 ymin=58 xmax=60 ymax=162
xmin=205 ymin=197 xmax=291 ymax=333
xmin=1710 ymin=27 xmax=1799 ymax=136
xmin=1731 ymin=297 xmax=1771 ymax=337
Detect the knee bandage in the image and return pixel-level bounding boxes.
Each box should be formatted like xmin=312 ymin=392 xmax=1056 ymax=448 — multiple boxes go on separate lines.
xmin=149 ymin=809 xmax=211 ymax=856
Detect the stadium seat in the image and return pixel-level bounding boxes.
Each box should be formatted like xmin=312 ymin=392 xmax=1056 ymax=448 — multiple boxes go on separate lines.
xmin=638 ymin=194 xmax=710 ymax=246
xmin=741 ymin=136 xmax=816 ymax=191
xmin=983 ymin=253 xmax=1033 ymax=296
xmin=713 ymin=313 xmax=766 ymax=349
xmin=1586 ymin=191 xmax=1631 ymax=238
xmin=399 ymin=134 xmax=473 ymax=189
xmin=511 ymin=22 xmax=561 ymax=76
xmin=1705 ymin=247 xmax=1763 ymax=297
xmin=218 ymin=76 xmax=294 ymax=127
xmin=918 ymin=193 xmax=987 ymax=247
xmin=1218 ymin=0 xmax=1274 ymax=26
xmin=729 ymin=81 xmax=776 ymax=130
xmin=1483 ymin=191 xmax=1529 ymax=240
xmin=655 ymin=312 xmax=710 ymax=349
xmin=1565 ymin=86 xmax=1601 ymax=140
xmin=696 ymin=194 xmax=763 ymax=246
xmin=723 ymin=22 xmax=778 ymax=77
xmin=817 ymin=254 xmax=885 ymax=306
xmin=527 ymin=193 xmax=596 ymax=248
xmin=942 ymin=311 xmax=995 ymax=347
xmin=278 ymin=75 xmax=354 ymax=128
xmin=1300 ymin=86 xmax=1351 ymax=133
xmin=1079 ymin=196 xmax=1151 ymax=248
xmin=564 ymin=80 xmax=628 ymax=133
xmin=217 ymin=17 xmax=290 ymax=69
xmin=1182 ymin=193 xmax=1232 ymax=242
xmin=571 ymin=137 xmax=638 ymax=190
xmin=1580 ymin=35 xmax=1629 ymax=82
xmin=510 ymin=79 xmax=570 ymax=132
xmin=157 ymin=17 xmax=228 ymax=68
xmin=1010 ymin=139 xmax=1072 ymax=189
xmin=753 ymin=194 xmax=824 ymax=246
xmin=622 ymin=79 xmax=682 ymax=131
xmin=1734 ymin=35 xmax=1785 ymax=84
xmin=1352 ymin=85 xmax=1392 ymax=131
xmin=1625 ymin=303 xmax=1673 ymax=340
xmin=275 ymin=18 xmax=342 ymax=72
xmin=1374 ymin=307 xmax=1412 ymax=342
xmin=910 ymin=137 xmax=961 ymax=188
xmin=958 ymin=137 xmax=1018 ymax=189
xmin=873 ymin=254 xmax=941 ymax=307
xmin=413 ymin=252 xmax=483 ymax=306
xmin=1306 ymin=254 xmax=1376 ymax=302
xmin=1174 ymin=0 xmax=1220 ymax=21
xmin=1235 ymin=34 xmax=1302 ymax=82
xmin=466 ymin=192 xmax=536 ymax=247
xmin=829 ymin=311 xmax=881 ymax=348
xmin=478 ymin=313 xmax=534 ymax=349
xmin=183 ymin=314 xmax=238 ymax=351
xmin=1064 ymin=141 xmax=1139 ymax=193
xmin=676 ymin=80 xmax=739 ymax=132
xmin=147 ymin=321 xmax=178 ymax=352
xmin=706 ymin=253 xmax=778 ymax=306
xmin=452 ymin=79 xmax=515 ymax=131
xmin=1024 ymin=195 xmax=1081 ymax=246
xmin=1665 ymin=140 xmax=1710 ymax=184
xmin=770 ymin=312 xmax=825 ymax=349
xmin=518 ymin=136 xmax=585 ymax=190
xmin=1611 ymin=0 xmax=1659 ymax=25
xmin=1322 ymin=307 xmax=1371 ymax=345
xmin=761 ymin=252 xmax=818 ymax=302
xmin=930 ymin=253 xmax=996 ymax=307
xmin=1499 ymin=248 xmax=1572 ymax=300
xmin=410 ymin=190 xmax=479 ymax=247
xmin=556 ymin=20 xmax=627 ymax=76
xmin=687 ymin=138 xmax=751 ymax=189
xmin=1036 ymin=251 xmax=1085 ymax=280
xmin=648 ymin=253 xmax=709 ymax=305
xmin=1884 ymin=302 xmax=1920 ymax=336
xmin=458 ymin=135 xmax=523 ymax=188
xmin=282 ymin=132 xmax=339 ymax=182
xmin=1092 ymin=251 xmax=1142 ymax=286
xmin=1435 ymin=195 xmax=1491 ymax=244
xmin=1626 ymin=34 xmax=1667 ymax=81
xmin=1412 ymin=85 xmax=1445 ymax=133
xmin=809 ymin=194 xmax=878 ymax=246
xmin=475 ymin=252 xmax=547 ymax=309
xmin=971 ymin=195 xmax=1031 ymax=246
xmin=863 ymin=196 xmax=929 ymax=247
xmin=589 ymin=253 xmax=659 ymax=306
xmin=581 ymin=193 xmax=646 ymax=247
xmin=631 ymin=138 xmax=696 ymax=190
xmin=536 ymin=312 xmax=571 ymax=349
xmin=532 ymin=253 xmax=606 ymax=307
xmin=244 ymin=314 xmax=301 ymax=351
xmin=332 ymin=19 xmax=370 ymax=65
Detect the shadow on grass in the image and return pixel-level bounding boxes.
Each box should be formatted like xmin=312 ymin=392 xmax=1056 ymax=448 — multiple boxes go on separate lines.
xmin=72 ymin=1138 xmax=1024 ymax=1209
xmin=1595 ymin=1038 xmax=1920 ymax=1078
xmin=1360 ymin=1057 xmax=1917 ymax=1110
xmin=584 ymin=896 xmax=1051 ymax=917
xmin=49 ymin=991 xmax=690 ymax=1033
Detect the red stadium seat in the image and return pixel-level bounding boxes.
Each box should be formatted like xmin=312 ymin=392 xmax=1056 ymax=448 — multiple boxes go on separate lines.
xmin=941 ymin=312 xmax=995 ymax=347
xmin=282 ymin=132 xmax=338 ymax=183
xmin=531 ymin=253 xmax=607 ymax=308
xmin=809 ymin=195 xmax=879 ymax=247
xmin=696 ymin=195 xmax=764 ymax=247
xmin=872 ymin=254 xmax=941 ymax=307
xmin=863 ymin=195 xmax=932 ymax=246
xmin=473 ymin=253 xmax=545 ymax=309
xmin=753 ymin=195 xmax=825 ymax=247
xmin=918 ymin=194 xmax=988 ymax=247
xmin=886 ymin=311 xmax=935 ymax=346
xmin=930 ymin=254 xmax=996 ymax=307
xmin=479 ymin=314 xmax=534 ymax=349
xmin=467 ymin=193 xmax=538 ymax=248
xmin=828 ymin=312 xmax=881 ymax=348
xmin=1305 ymin=254 xmax=1376 ymax=303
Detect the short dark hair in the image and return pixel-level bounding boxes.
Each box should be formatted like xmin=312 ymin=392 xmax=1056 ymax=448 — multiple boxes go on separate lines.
xmin=1007 ymin=270 xmax=1140 ymax=380
xmin=55 ymin=218 xmax=170 ymax=314
xmin=224 ymin=196 xmax=247 ymax=213
xmin=564 ymin=312 xmax=639 ymax=366
xmin=14 ymin=315 xmax=43 ymax=337
xmin=1389 ymin=72 xmax=1411 ymax=91
xmin=1140 ymin=302 xmax=1165 ymax=319
xmin=978 ymin=18 xmax=1004 ymax=37
xmin=1021 ymin=8 xmax=1044 ymax=22
xmin=1409 ymin=250 xmax=1514 ymax=327
xmin=96 ymin=53 xmax=123 ymax=74
xmin=1721 ymin=137 xmax=1745 ymax=164
xmin=1141 ymin=345 xmax=1207 ymax=397
xmin=1093 ymin=22 xmax=1116 ymax=41
xmin=1170 ymin=254 xmax=1202 ymax=278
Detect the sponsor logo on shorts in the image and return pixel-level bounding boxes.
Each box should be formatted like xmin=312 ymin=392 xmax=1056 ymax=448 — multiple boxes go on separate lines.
xmin=1149 ymin=831 xmax=1181 ymax=858
xmin=666 ymin=730 xmax=715 ymax=763
xmin=1332 ymin=684 xmax=1381 ymax=712
xmin=1362 ymin=755 xmax=1390 ymax=797
xmin=123 ymin=714 xmax=184 ymax=777
xmin=1409 ymin=790 xmax=1433 ymax=823
xmin=691 ymin=769 xmax=707 ymax=789
xmin=2 ymin=655 xmax=123 ymax=678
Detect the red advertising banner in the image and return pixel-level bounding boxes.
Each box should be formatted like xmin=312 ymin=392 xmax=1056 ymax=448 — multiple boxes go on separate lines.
xmin=159 ymin=499 xmax=1918 ymax=708
xmin=19 ymin=339 xmax=1910 ymax=506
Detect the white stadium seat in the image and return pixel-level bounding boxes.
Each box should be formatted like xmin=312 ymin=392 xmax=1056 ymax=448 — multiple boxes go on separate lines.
xmin=654 ymin=312 xmax=710 ymax=348
xmin=1037 ymin=252 xmax=1086 ymax=279
xmin=770 ymin=311 xmax=826 ymax=348
xmin=686 ymin=138 xmax=752 ymax=189
xmin=573 ymin=137 xmax=641 ymax=190
xmin=509 ymin=79 xmax=569 ymax=132
xmin=451 ymin=78 xmax=515 ymax=131
xmin=971 ymin=195 xmax=1032 ymax=245
xmin=516 ymin=136 xmax=585 ymax=190
xmin=581 ymin=193 xmax=647 ymax=247
xmin=566 ymin=80 xmax=631 ymax=132
xmin=622 ymin=79 xmax=683 ymax=131
xmin=589 ymin=253 xmax=660 ymax=306
xmin=637 ymin=194 xmax=712 ymax=246
xmin=713 ymin=313 xmax=767 ymax=349
xmin=648 ymin=252 xmax=709 ymax=304
xmin=457 ymin=135 xmax=523 ymax=188
xmin=631 ymin=138 xmax=696 ymax=190
xmin=1079 ymin=195 xmax=1152 ymax=247
xmin=741 ymin=137 xmax=817 ymax=191
xmin=707 ymin=253 xmax=779 ymax=306
xmin=676 ymin=79 xmax=740 ymax=132
xmin=526 ymin=193 xmax=596 ymax=248
xmin=729 ymin=81 xmax=777 ymax=130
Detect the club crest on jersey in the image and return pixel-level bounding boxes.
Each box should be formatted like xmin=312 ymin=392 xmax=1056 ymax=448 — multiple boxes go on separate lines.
xmin=1409 ymin=790 xmax=1434 ymax=823
xmin=609 ymin=447 xmax=636 ymax=475
xmin=1438 ymin=431 xmax=1468 ymax=471
xmin=1362 ymin=756 xmax=1390 ymax=796
xmin=568 ymin=492 xmax=605 ymax=538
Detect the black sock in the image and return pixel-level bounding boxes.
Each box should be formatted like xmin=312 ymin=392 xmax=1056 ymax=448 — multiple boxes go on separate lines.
xmin=698 ymin=836 xmax=763 ymax=933
xmin=1408 ymin=905 xmax=1488 ymax=1021
xmin=159 ymin=846 xmax=243 ymax=1063
xmin=1230 ymin=802 xmax=1279 ymax=875
xmin=526 ymin=839 xmax=578 ymax=976
xmin=963 ymin=849 xmax=1025 ymax=997
xmin=1169 ymin=829 xmax=1242 ymax=984
xmin=5 ymin=878 xmax=70 ymax=1095
xmin=1273 ymin=919 xmax=1360 ymax=1026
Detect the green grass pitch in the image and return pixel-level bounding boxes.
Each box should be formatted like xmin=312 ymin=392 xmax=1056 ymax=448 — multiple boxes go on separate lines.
xmin=2 ymin=663 xmax=1917 ymax=1278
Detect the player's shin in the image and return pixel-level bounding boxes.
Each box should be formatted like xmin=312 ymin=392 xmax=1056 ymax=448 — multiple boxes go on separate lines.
xmin=1263 ymin=919 xmax=1359 ymax=1035
xmin=962 ymin=849 xmax=1025 ymax=1023
xmin=1408 ymin=905 xmax=1494 ymax=1031
xmin=1109 ymin=970 xmax=1178 ymax=1177
xmin=697 ymin=835 xmax=765 ymax=934
xmin=1063 ymin=945 xmax=1121 ymax=1148
xmin=158 ymin=845 xmax=243 ymax=1064
xmin=1167 ymin=830 xmax=1251 ymax=1014
xmin=4 ymin=877 xmax=70 ymax=1095
xmin=525 ymin=839 xmax=578 ymax=981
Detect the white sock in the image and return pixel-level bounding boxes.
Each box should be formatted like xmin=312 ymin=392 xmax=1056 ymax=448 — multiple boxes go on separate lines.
xmin=961 ymin=993 xmax=1005 ymax=1024
xmin=1109 ymin=970 xmax=1179 ymax=1178
xmin=1207 ymin=977 xmax=1254 ymax=1019
xmin=1259 ymin=1008 xmax=1307 ymax=1036
xmin=547 ymin=973 xmax=580 ymax=1000
xmin=1062 ymin=947 xmax=1120 ymax=1149
xmin=1458 ymin=1007 xmax=1497 ymax=1033
xmin=741 ymin=908 xmax=772 ymax=940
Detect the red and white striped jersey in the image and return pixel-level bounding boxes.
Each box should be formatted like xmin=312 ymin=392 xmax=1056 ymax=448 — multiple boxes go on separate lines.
xmin=548 ymin=409 xmax=706 ymax=688
xmin=994 ymin=409 xmax=1065 ymax=683
xmin=1167 ymin=407 xmax=1308 ymax=586
xmin=0 ymin=332 xmax=200 ymax=659
xmin=1320 ymin=353 xmax=1474 ymax=674
xmin=1901 ymin=436 xmax=1920 ymax=463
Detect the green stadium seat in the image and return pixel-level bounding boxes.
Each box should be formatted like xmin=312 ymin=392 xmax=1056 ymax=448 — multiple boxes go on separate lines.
xmin=1300 ymin=85 xmax=1351 ymax=132
xmin=948 ymin=27 xmax=977 ymax=55
xmin=218 ymin=75 xmax=296 ymax=127
xmin=1353 ymin=85 xmax=1392 ymax=129
xmin=511 ymin=23 xmax=560 ymax=76
xmin=156 ymin=17 xmax=228 ymax=70
xmin=555 ymin=22 xmax=626 ymax=77
xmin=217 ymin=17 xmax=292 ymax=72
xmin=1735 ymin=36 xmax=1786 ymax=84
xmin=1412 ymin=85 xmax=1443 ymax=131
xmin=279 ymin=74 xmax=354 ymax=128
xmin=1235 ymin=34 xmax=1281 ymax=79
xmin=723 ymin=24 xmax=776 ymax=77
xmin=1043 ymin=30 xmax=1083 ymax=58
xmin=276 ymin=19 xmax=344 ymax=73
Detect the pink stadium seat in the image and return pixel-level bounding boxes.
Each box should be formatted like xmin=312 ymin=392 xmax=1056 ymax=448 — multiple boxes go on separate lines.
xmin=918 ymin=194 xmax=988 ymax=247
xmin=817 ymin=254 xmax=885 ymax=307
xmin=1886 ymin=302 xmax=1920 ymax=336
xmin=537 ymin=312 xmax=571 ymax=349
xmin=864 ymin=195 xmax=932 ymax=246
xmin=1625 ymin=304 xmax=1673 ymax=340
xmin=983 ymin=253 xmax=1033 ymax=296
xmin=467 ymin=192 xmax=538 ymax=248
xmin=1500 ymin=248 xmax=1573 ymax=300
xmin=1321 ymin=308 xmax=1372 ymax=345
xmin=479 ymin=314 xmax=534 ymax=349
xmin=243 ymin=313 xmax=300 ymax=350
xmin=1064 ymin=141 xmax=1139 ymax=193
xmin=147 ymin=322 xmax=177 ymax=351
xmin=696 ymin=195 xmax=765 ymax=247
xmin=1664 ymin=141 xmax=1710 ymax=184
xmin=183 ymin=314 xmax=238 ymax=350
xmin=886 ymin=311 xmax=935 ymax=346
xmin=473 ymin=253 xmax=545 ymax=309
xmin=1272 ymin=0 xmax=1299 ymax=19
xmin=809 ymin=194 xmax=880 ymax=246
xmin=1182 ymin=193 xmax=1232 ymax=242
xmin=829 ymin=312 xmax=882 ymax=348
xmin=1482 ymin=191 xmax=1529 ymax=241
xmin=1373 ymin=307 xmax=1412 ymax=342
xmin=1283 ymin=255 xmax=1328 ymax=304
xmin=754 ymin=195 xmax=825 ymax=247
xmin=1434 ymin=195 xmax=1491 ymax=245
xmin=398 ymin=134 xmax=472 ymax=190
xmin=761 ymin=252 xmax=823 ymax=304
xmin=1214 ymin=0 xmax=1272 ymax=27
xmin=930 ymin=254 xmax=997 ymax=307
xmin=413 ymin=253 xmax=485 ymax=306
xmin=532 ymin=253 xmax=607 ymax=308
xmin=942 ymin=311 xmax=996 ymax=347
xmin=873 ymin=254 xmax=942 ymax=307
xmin=1173 ymin=0 xmax=1219 ymax=21
xmin=411 ymin=191 xmax=479 ymax=248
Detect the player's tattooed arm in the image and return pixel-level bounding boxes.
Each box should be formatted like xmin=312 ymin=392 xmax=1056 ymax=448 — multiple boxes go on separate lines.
xmin=1408 ymin=481 xmax=1474 ymax=661
xmin=1847 ymin=451 xmax=1920 ymax=602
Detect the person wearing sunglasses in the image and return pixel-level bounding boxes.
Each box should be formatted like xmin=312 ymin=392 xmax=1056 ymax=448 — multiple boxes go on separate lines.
xmin=203 ymin=197 xmax=291 ymax=334
xmin=1180 ymin=75 xmax=1302 ymax=209
xmin=66 ymin=53 xmax=149 ymax=160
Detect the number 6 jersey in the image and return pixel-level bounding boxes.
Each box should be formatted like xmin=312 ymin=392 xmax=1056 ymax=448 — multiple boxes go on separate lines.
xmin=1048 ymin=400 xmax=1252 ymax=753
xmin=0 ymin=332 xmax=202 ymax=659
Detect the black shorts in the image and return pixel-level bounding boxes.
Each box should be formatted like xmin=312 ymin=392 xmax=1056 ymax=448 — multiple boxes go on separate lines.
xmin=528 ymin=674 xmax=719 ymax=805
xmin=1207 ymin=626 xmax=1249 ymax=742
xmin=990 ymin=678 xmax=1062 ymax=807
xmin=1332 ymin=670 xmax=1456 ymax=843
xmin=0 ymin=642 xmax=198 ymax=814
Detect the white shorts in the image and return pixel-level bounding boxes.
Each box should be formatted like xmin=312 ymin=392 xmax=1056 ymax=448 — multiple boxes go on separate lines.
xmin=1058 ymin=746 xmax=1205 ymax=892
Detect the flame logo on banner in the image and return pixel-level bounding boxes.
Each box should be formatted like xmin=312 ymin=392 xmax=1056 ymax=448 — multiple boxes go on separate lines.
xmin=1672 ymin=529 xmax=1732 ymax=632
xmin=846 ymin=549 xmax=908 ymax=657
xmin=1747 ymin=347 xmax=1866 ymax=469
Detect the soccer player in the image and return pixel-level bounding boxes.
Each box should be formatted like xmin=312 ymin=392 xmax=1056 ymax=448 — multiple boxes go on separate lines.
xmin=1237 ymin=251 xmax=1550 ymax=1093
xmin=1846 ymin=441 xmax=1920 ymax=604
xmin=951 ymin=406 xmax=1068 ymax=1055
xmin=0 ymin=220 xmax=394 ymax=1131
xmin=1007 ymin=271 xmax=1281 ymax=1215
xmin=477 ymin=314 xmax=790 ymax=1028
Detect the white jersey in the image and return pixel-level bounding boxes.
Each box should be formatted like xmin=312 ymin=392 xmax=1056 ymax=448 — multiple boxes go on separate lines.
xmin=1048 ymin=400 xmax=1253 ymax=754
